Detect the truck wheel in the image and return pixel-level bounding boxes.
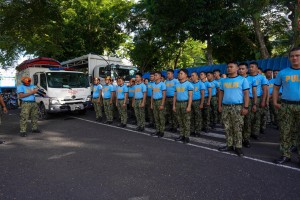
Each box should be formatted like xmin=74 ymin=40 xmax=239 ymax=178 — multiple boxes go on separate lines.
xmin=39 ymin=103 xmax=49 ymax=120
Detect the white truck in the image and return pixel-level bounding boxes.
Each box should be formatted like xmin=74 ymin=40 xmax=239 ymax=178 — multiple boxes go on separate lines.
xmin=16 ymin=58 xmax=91 ymax=119
xmin=61 ymin=54 xmax=138 ymax=85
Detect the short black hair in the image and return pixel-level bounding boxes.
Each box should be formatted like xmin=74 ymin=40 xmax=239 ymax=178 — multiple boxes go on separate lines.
xmin=227 ymin=61 xmax=238 ymax=65
xmin=289 ymin=46 xmax=300 ymax=56
xmin=167 ymin=69 xmax=174 ymax=73
xmin=213 ymin=69 xmax=221 ymax=73
xmin=264 ymin=69 xmax=272 ymax=73
xmin=191 ymin=71 xmax=198 ymax=76
xmin=273 ymin=70 xmax=280 ymax=72
xmin=117 ymin=77 xmax=124 ymax=81
xmin=238 ymin=62 xmax=248 ymax=67
xmin=155 ymin=71 xmax=162 ymax=76
xmin=179 ymin=69 xmax=188 ymax=75
xmin=136 ymin=72 xmax=143 ymax=77
xmin=249 ymin=61 xmax=259 ymax=67
xmin=207 ymin=71 xmax=214 ymax=75
xmin=150 ymin=72 xmax=155 ymax=75
xmin=258 ymin=67 xmax=263 ymax=71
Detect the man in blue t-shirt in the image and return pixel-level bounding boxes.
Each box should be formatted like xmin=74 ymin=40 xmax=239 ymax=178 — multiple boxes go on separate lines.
xmin=218 ymin=61 xmax=249 ymax=157
xmin=239 ymin=63 xmax=257 ymax=148
xmin=92 ymin=78 xmax=103 ymax=122
xmin=264 ymin=69 xmax=278 ymax=127
xmin=200 ymin=72 xmax=212 ymax=132
xmin=273 ymin=47 xmax=300 ymax=165
xmin=17 ymin=77 xmax=41 ymax=137
xmin=116 ymin=77 xmax=128 ymax=127
xmin=102 ymin=76 xmax=115 ymax=124
xmin=165 ymin=69 xmax=179 ymax=132
xmin=133 ymin=73 xmax=147 ymax=131
xmin=173 ymin=69 xmax=194 ymax=143
xmin=207 ymin=72 xmax=220 ymax=129
xmin=190 ymin=72 xmax=205 ymax=137
xmin=146 ymin=72 xmax=155 ymax=127
xmin=249 ymin=61 xmax=269 ymax=139
xmin=151 ymin=72 xmax=167 ymax=137
xmin=127 ymin=78 xmax=136 ymax=120
xmin=213 ymin=69 xmax=223 ymax=123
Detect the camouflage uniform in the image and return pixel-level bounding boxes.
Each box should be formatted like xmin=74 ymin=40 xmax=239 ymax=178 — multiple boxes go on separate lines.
xmin=269 ymin=100 xmax=278 ymax=125
xmin=20 ymin=102 xmax=39 ymax=132
xmin=222 ymin=105 xmax=244 ymax=148
xmin=242 ymin=100 xmax=252 ymax=142
xmin=153 ymin=99 xmax=165 ymax=132
xmin=165 ymin=97 xmax=177 ymax=129
xmin=117 ymin=101 xmax=128 ymax=124
xmin=210 ymin=96 xmax=218 ymax=125
xmin=134 ymin=99 xmax=145 ymax=128
xmin=191 ymin=100 xmax=202 ymax=133
xmin=261 ymin=105 xmax=268 ymax=131
xmin=92 ymin=98 xmax=102 ymax=119
xmin=176 ymin=101 xmax=191 ymax=137
xmin=103 ymin=99 xmax=113 ymax=122
xmin=278 ymin=103 xmax=300 ymax=158
xmin=251 ymin=97 xmax=263 ymax=136
xmin=202 ymin=97 xmax=210 ymax=129
xmin=146 ymin=97 xmax=154 ymax=124
xmin=128 ymin=97 xmax=135 ymax=119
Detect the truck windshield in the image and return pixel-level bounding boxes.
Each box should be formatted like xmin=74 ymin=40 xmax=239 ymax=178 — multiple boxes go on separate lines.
xmin=46 ymin=72 xmax=89 ymax=88
xmin=113 ymin=68 xmax=137 ymax=81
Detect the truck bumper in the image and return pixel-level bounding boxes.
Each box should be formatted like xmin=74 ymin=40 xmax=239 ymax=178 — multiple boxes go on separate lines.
xmin=48 ymin=103 xmax=85 ymax=113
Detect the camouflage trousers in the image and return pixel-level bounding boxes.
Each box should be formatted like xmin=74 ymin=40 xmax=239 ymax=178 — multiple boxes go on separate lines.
xmin=191 ymin=100 xmax=202 ymax=133
xmin=92 ymin=98 xmax=102 ymax=118
xmin=242 ymin=101 xmax=252 ymax=141
xmin=103 ymin=99 xmax=113 ymax=121
xmin=202 ymin=97 xmax=210 ymax=129
xmin=261 ymin=105 xmax=268 ymax=131
xmin=176 ymin=101 xmax=191 ymax=137
xmin=278 ymin=103 xmax=300 ymax=158
xmin=20 ymin=102 xmax=38 ymax=133
xmin=250 ymin=97 xmax=263 ymax=136
xmin=134 ymin=99 xmax=145 ymax=128
xmin=210 ymin=96 xmax=218 ymax=125
xmin=117 ymin=100 xmax=128 ymax=124
xmin=146 ymin=97 xmax=154 ymax=124
xmin=269 ymin=100 xmax=278 ymax=125
xmin=128 ymin=98 xmax=135 ymax=119
xmin=153 ymin=99 xmax=165 ymax=132
xmin=165 ymin=97 xmax=177 ymax=129
xmin=222 ymin=104 xmax=244 ymax=148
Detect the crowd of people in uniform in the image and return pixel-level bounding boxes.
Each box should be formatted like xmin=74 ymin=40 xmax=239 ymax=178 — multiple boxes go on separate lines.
xmin=0 ymin=47 xmax=300 ymax=167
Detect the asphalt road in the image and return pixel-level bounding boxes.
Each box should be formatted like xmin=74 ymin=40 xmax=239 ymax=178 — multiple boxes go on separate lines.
xmin=0 ymin=109 xmax=299 ymax=200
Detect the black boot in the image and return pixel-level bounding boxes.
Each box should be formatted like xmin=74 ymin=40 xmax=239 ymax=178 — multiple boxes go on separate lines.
xmin=274 ymin=156 xmax=291 ymax=164
xmin=175 ymin=136 xmax=185 ymax=142
xmin=218 ymin=146 xmax=234 ymax=152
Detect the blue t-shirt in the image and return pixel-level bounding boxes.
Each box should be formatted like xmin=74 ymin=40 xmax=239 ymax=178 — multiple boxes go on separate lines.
xmin=209 ymin=80 xmax=220 ymax=96
xmin=147 ymin=82 xmax=154 ymax=97
xmin=202 ymin=81 xmax=212 ymax=97
xmin=117 ymin=85 xmax=128 ymax=99
xmin=268 ymin=78 xmax=275 ymax=95
xmin=274 ymin=67 xmax=300 ymax=101
xmin=251 ymin=74 xmax=268 ymax=97
xmin=0 ymin=88 xmax=2 ymax=93
xmin=245 ymin=76 xmax=258 ymax=98
xmin=92 ymin=84 xmax=102 ymax=98
xmin=128 ymin=85 xmax=135 ymax=98
xmin=215 ymin=78 xmax=224 ymax=88
xmin=165 ymin=79 xmax=179 ymax=97
xmin=220 ymin=76 xmax=250 ymax=104
xmin=175 ymin=80 xmax=194 ymax=101
xmin=192 ymin=81 xmax=205 ymax=100
xmin=134 ymin=83 xmax=147 ymax=99
xmin=17 ymin=84 xmax=36 ymax=102
xmin=102 ymin=84 xmax=115 ymax=99
xmin=152 ymin=81 xmax=167 ymax=100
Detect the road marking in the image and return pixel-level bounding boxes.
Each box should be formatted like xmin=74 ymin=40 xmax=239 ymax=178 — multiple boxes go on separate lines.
xmin=70 ymin=116 xmax=300 ymax=173
xmin=48 ymin=151 xmax=75 ymax=160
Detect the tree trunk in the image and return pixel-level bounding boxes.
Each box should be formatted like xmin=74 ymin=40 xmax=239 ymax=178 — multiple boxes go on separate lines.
xmin=206 ymin=36 xmax=213 ymax=65
xmin=292 ymin=3 xmax=300 ymax=47
xmin=252 ymin=15 xmax=270 ymax=59
xmin=173 ymin=47 xmax=182 ymax=69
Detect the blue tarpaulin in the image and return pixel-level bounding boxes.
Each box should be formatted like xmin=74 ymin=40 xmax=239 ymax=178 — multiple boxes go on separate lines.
xmin=142 ymin=56 xmax=290 ymax=79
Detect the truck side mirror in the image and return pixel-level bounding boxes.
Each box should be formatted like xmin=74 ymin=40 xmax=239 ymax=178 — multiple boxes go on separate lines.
xmin=33 ymin=75 xmax=38 ymax=85
xmin=105 ymin=64 xmax=111 ymax=71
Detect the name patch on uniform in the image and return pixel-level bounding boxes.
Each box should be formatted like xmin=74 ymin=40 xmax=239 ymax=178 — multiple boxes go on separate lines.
xmin=285 ymin=75 xmax=300 ymax=82
xmin=224 ymin=82 xmax=239 ymax=88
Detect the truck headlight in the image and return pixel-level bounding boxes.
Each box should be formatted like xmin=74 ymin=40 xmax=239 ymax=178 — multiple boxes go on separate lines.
xmin=50 ymin=98 xmax=60 ymax=105
xmin=86 ymin=95 xmax=91 ymax=101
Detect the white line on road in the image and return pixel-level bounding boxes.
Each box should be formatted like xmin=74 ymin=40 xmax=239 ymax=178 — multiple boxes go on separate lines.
xmin=70 ymin=116 xmax=300 ymax=173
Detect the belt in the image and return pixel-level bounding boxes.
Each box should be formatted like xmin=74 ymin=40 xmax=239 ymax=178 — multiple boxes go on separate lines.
xmin=177 ymin=100 xmax=188 ymax=102
xmin=223 ymin=103 xmax=243 ymax=106
xmin=212 ymin=95 xmax=216 ymax=97
xmin=193 ymin=99 xmax=200 ymax=101
xmin=103 ymin=98 xmax=111 ymax=100
xmin=135 ymin=98 xmax=143 ymax=100
xmin=281 ymin=99 xmax=300 ymax=104
xmin=167 ymin=96 xmax=174 ymax=98
xmin=23 ymin=101 xmax=35 ymax=103
xmin=154 ymin=98 xmax=162 ymax=101
xmin=118 ymin=98 xmax=124 ymax=100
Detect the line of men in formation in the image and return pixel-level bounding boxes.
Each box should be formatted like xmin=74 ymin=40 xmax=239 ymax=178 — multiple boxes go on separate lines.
xmin=91 ymin=47 xmax=300 ymax=167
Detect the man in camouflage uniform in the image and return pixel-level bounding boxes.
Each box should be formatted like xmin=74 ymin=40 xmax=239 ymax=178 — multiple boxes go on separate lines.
xmin=200 ymin=72 xmax=212 ymax=132
xmin=218 ymin=62 xmax=249 ymax=157
xmin=17 ymin=77 xmax=42 ymax=137
xmin=273 ymin=47 xmax=300 ymax=165
xmin=151 ymin=72 xmax=166 ymax=137
xmin=146 ymin=73 xmax=155 ymax=127
xmin=92 ymin=78 xmax=102 ymax=121
xmin=207 ymin=72 xmax=220 ymax=129
xmin=102 ymin=76 xmax=115 ymax=124
xmin=116 ymin=77 xmax=128 ymax=127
